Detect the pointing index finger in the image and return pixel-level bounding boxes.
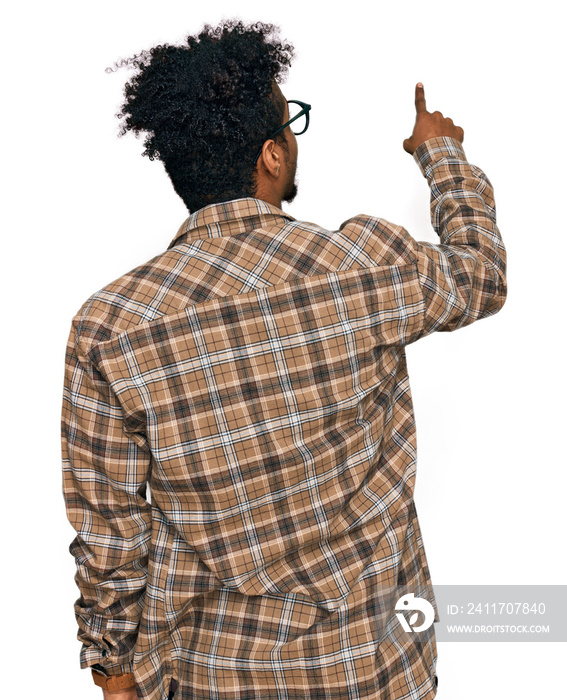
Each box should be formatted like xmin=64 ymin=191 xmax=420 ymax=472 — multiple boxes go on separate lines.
xmin=415 ymin=83 xmax=426 ymax=113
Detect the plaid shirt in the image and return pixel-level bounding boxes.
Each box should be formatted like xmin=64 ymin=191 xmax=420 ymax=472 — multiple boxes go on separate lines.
xmin=62 ymin=137 xmax=506 ymax=700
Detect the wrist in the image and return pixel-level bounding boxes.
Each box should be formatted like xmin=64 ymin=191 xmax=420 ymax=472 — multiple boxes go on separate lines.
xmin=102 ymin=689 xmax=138 ymax=700
xmin=92 ymin=665 xmax=136 ymax=693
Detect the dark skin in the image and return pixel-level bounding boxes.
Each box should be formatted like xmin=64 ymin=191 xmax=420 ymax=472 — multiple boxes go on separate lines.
xmin=97 ymin=82 xmax=463 ymax=700
xmin=253 ymin=82 xmax=298 ymax=209
xmin=254 ymin=82 xmax=464 ymax=210
xmin=403 ymin=83 xmax=464 ymax=154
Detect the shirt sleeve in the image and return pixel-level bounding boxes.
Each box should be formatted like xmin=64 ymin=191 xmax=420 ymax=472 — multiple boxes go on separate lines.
xmin=411 ymin=136 xmax=507 ymax=336
xmin=61 ymin=318 xmax=152 ymax=674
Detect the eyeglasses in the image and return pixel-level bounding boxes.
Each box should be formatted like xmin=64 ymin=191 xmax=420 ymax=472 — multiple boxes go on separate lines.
xmin=255 ymin=99 xmax=311 ymax=162
xmin=271 ymin=100 xmax=311 ymax=138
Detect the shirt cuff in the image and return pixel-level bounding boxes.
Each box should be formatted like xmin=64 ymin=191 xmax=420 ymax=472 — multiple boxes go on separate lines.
xmin=80 ymin=645 xmax=134 ymax=675
xmin=413 ymin=136 xmax=467 ymax=175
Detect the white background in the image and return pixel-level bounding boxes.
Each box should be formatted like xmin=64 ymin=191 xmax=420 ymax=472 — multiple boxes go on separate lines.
xmin=2 ymin=0 xmax=565 ymax=698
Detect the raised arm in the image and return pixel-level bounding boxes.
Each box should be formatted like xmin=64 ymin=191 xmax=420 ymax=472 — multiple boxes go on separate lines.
xmin=404 ymin=83 xmax=507 ymax=336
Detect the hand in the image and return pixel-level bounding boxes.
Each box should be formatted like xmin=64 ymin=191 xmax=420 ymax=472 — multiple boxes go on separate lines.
xmin=102 ymin=689 xmax=138 ymax=700
xmin=403 ymin=83 xmax=464 ymax=154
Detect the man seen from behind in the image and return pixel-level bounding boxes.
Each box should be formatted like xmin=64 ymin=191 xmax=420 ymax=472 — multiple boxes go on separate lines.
xmin=61 ymin=20 xmax=507 ymax=700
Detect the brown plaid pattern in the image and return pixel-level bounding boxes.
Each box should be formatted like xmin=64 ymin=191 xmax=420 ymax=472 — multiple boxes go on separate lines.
xmin=62 ymin=138 xmax=506 ymax=700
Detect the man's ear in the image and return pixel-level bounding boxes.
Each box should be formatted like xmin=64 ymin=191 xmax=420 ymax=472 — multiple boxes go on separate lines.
xmin=259 ymin=140 xmax=281 ymax=178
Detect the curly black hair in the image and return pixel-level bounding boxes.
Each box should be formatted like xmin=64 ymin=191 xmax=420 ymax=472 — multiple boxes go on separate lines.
xmin=116 ymin=20 xmax=295 ymax=212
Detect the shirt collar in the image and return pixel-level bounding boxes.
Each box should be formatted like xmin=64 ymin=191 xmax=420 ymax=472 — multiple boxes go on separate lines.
xmin=169 ymin=197 xmax=295 ymax=249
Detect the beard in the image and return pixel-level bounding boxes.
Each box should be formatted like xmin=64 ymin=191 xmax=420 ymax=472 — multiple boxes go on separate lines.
xmin=283 ymin=180 xmax=298 ymax=203
xmin=282 ymin=152 xmax=298 ymax=203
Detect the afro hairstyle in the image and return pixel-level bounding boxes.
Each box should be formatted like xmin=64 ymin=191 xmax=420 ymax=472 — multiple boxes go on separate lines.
xmin=116 ymin=20 xmax=295 ymax=212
